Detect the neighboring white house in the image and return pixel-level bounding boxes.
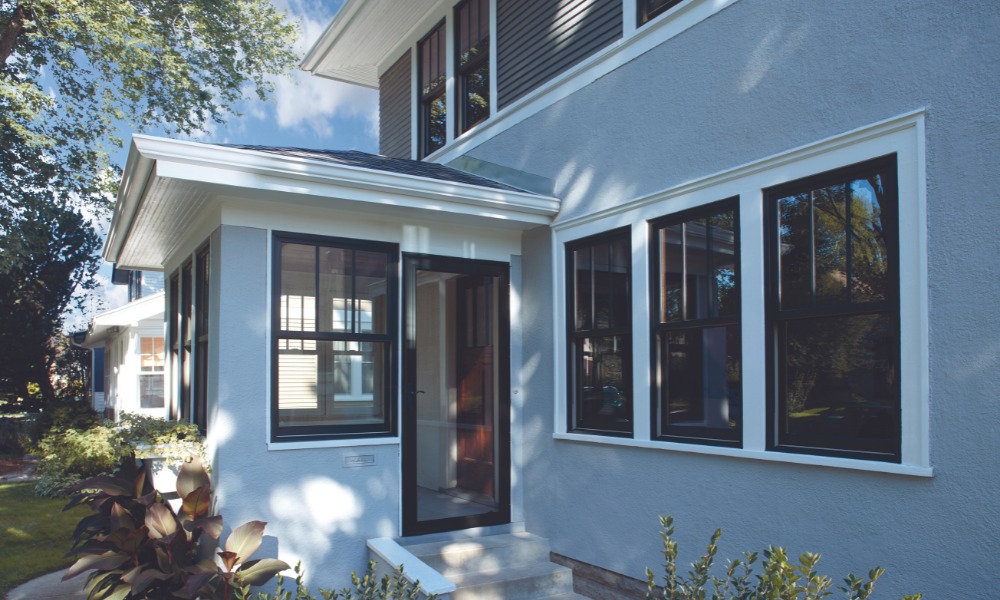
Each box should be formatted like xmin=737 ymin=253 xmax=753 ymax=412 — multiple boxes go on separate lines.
xmin=99 ymin=1 xmax=999 ymax=598
xmin=77 ymin=290 xmax=166 ymax=421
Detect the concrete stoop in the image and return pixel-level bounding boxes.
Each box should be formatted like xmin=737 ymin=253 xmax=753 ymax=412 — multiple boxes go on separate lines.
xmin=370 ymin=532 xmax=589 ymax=600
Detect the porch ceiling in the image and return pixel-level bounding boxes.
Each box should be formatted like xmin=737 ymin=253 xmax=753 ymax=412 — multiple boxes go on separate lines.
xmin=301 ymin=0 xmax=440 ymax=87
xmin=104 ymin=135 xmax=560 ymax=271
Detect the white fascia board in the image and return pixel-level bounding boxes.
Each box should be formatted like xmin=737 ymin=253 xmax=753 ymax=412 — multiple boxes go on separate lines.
xmin=300 ymin=0 xmax=376 ymax=87
xmin=134 ymin=136 xmax=559 ymax=223
xmin=83 ymin=293 xmax=166 ymax=347
xmin=104 ymin=139 xmax=156 ymax=263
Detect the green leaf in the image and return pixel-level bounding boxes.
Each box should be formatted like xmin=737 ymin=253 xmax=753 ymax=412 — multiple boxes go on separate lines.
xmin=144 ymin=502 xmax=179 ymax=540
xmin=182 ymin=483 xmax=212 ymax=519
xmin=224 ymin=520 xmax=266 ymax=563
xmin=63 ymin=551 xmax=129 ymax=580
xmin=66 ymin=475 xmax=132 ymax=497
xmin=236 ymin=558 xmax=291 ymax=586
xmin=190 ymin=515 xmax=224 ymax=540
xmin=110 ymin=502 xmax=134 ymax=532
xmin=176 ymin=457 xmax=211 ymax=500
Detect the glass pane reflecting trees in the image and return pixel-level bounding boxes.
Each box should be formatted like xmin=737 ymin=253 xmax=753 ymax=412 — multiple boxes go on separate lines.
xmin=567 ymin=229 xmax=632 ymax=434
xmin=768 ymin=155 xmax=899 ymax=459
xmin=651 ymin=199 xmax=741 ymax=444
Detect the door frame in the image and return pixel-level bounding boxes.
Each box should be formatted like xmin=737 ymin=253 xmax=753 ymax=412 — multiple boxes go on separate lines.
xmin=401 ymin=253 xmax=512 ymax=536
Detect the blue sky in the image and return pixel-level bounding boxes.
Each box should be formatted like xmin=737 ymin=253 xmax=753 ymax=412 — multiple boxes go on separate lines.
xmin=70 ymin=0 xmax=379 ymax=329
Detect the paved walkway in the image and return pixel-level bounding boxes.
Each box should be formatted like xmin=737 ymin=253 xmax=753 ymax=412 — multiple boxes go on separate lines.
xmin=6 ymin=570 xmax=86 ymax=600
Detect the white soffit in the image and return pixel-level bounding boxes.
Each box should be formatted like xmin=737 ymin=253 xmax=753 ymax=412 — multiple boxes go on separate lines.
xmin=104 ymin=135 xmax=559 ymax=271
xmin=301 ymin=0 xmax=440 ymax=87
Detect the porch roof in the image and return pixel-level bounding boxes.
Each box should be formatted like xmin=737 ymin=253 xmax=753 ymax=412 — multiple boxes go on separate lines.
xmin=301 ymin=0 xmax=437 ymax=88
xmin=104 ymin=135 xmax=560 ymax=271
xmin=78 ymin=292 xmax=165 ymax=348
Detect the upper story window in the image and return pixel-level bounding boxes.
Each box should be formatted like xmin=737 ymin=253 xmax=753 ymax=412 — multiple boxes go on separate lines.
xmin=566 ymin=228 xmax=632 ymax=436
xmin=455 ymin=0 xmax=490 ymax=134
xmin=638 ymin=0 xmax=685 ymax=26
xmin=766 ymin=155 xmax=900 ymax=461
xmin=272 ymin=233 xmax=398 ymax=441
xmin=651 ymin=199 xmax=741 ymax=446
xmin=418 ymin=21 xmax=447 ymax=158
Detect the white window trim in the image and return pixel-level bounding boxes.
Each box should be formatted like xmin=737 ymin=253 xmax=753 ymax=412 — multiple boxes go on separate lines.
xmin=551 ymin=110 xmax=931 ymax=476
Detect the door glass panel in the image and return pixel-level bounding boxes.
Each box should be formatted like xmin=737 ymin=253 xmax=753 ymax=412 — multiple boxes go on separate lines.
xmin=414 ymin=270 xmax=502 ymax=525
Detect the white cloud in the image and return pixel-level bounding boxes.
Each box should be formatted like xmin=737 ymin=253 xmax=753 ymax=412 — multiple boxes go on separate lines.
xmin=247 ymin=0 xmax=378 ymax=139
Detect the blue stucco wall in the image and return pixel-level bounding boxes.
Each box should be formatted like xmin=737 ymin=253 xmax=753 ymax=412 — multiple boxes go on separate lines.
xmin=209 ymin=225 xmax=400 ymax=590
xmin=468 ymin=1 xmax=1000 ymax=597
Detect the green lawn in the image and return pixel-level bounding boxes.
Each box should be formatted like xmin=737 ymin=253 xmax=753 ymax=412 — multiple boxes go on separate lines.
xmin=0 ymin=482 xmax=87 ymax=595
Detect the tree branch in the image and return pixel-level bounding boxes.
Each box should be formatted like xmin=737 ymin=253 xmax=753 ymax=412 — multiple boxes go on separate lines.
xmin=0 ymin=3 xmax=27 ymax=67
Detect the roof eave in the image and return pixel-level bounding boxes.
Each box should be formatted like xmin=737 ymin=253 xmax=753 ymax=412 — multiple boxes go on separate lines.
xmin=107 ymin=136 xmax=560 ymax=270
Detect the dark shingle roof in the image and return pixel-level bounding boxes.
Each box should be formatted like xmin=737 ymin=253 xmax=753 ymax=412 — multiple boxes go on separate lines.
xmin=224 ymin=145 xmax=527 ymax=193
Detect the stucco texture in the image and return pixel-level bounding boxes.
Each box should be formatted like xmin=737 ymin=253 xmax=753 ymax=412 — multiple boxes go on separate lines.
xmin=469 ymin=1 xmax=1000 ymax=598
xmin=208 ymin=226 xmax=400 ymax=590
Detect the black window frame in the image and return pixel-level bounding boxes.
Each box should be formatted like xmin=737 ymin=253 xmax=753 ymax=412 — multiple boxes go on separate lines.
xmin=454 ymin=0 xmax=490 ymax=135
xmin=565 ymin=227 xmax=633 ymax=437
xmin=168 ymin=271 xmax=180 ymax=420
xmin=270 ymin=232 xmax=399 ymax=442
xmin=193 ymin=242 xmax=210 ymax=434
xmin=649 ymin=198 xmax=742 ymax=447
xmin=764 ymin=154 xmax=901 ymax=462
xmin=638 ymin=0 xmax=685 ymax=26
xmin=418 ymin=20 xmax=447 ymax=159
xmin=179 ymin=261 xmax=193 ymax=422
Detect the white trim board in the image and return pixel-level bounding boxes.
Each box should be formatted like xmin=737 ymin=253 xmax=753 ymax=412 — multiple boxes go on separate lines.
xmin=551 ymin=110 xmax=930 ymax=475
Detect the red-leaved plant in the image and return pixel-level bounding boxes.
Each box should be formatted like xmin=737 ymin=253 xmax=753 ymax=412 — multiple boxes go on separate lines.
xmin=63 ymin=452 xmax=288 ymax=599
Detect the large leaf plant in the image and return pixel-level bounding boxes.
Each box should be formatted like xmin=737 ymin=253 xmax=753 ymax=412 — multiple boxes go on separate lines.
xmin=63 ymin=453 xmax=288 ymax=599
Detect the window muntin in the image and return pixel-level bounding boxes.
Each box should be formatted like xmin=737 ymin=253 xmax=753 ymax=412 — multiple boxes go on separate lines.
xmin=272 ymin=234 xmax=397 ymax=440
xmin=567 ymin=228 xmax=632 ymax=435
xmin=139 ymin=336 xmax=165 ymax=409
xmin=638 ymin=0 xmax=685 ymax=26
xmin=766 ymin=155 xmax=900 ymax=461
xmin=455 ymin=0 xmax=490 ymax=134
xmin=419 ymin=21 xmax=447 ymax=158
xmin=651 ymin=199 xmax=742 ymax=445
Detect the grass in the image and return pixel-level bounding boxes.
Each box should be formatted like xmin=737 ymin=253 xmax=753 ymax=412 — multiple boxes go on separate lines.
xmin=0 ymin=481 xmax=87 ymax=596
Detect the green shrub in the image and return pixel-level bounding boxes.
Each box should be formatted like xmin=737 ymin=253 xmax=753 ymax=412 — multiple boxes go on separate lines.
xmin=117 ymin=412 xmax=206 ymax=469
xmin=34 ymin=425 xmax=127 ymax=497
xmin=29 ymin=399 xmax=100 ymax=442
xmin=645 ymin=515 xmax=921 ymax=600
xmin=33 ymin=413 xmax=205 ymax=497
xmin=253 ymin=561 xmax=435 ymax=600
xmin=0 ymin=415 xmax=33 ymax=456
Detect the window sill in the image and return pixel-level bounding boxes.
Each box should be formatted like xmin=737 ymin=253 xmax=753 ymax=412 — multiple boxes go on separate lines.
xmin=267 ymin=437 xmax=400 ymax=451
xmin=552 ymin=433 xmax=933 ymax=477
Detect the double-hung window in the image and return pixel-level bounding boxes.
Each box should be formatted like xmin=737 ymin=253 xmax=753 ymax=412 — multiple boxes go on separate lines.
xmin=566 ymin=228 xmax=632 ymax=435
xmin=651 ymin=199 xmax=741 ymax=445
xmin=139 ymin=337 xmax=165 ymax=409
xmin=455 ymin=0 xmax=490 ymax=134
xmin=272 ymin=233 xmax=398 ymax=440
xmin=418 ymin=22 xmax=447 ymax=158
xmin=765 ymin=155 xmax=900 ymax=461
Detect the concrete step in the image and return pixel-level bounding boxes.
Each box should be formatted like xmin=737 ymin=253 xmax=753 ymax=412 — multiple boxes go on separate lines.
xmin=405 ymin=532 xmax=551 ymax=577
xmin=447 ymin=561 xmax=575 ymax=600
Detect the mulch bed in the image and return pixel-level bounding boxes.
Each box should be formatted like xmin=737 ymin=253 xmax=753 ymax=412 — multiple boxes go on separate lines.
xmin=0 ymin=457 xmax=36 ymax=476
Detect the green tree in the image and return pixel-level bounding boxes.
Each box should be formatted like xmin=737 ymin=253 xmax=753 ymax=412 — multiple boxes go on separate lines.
xmin=0 ymin=0 xmax=299 ymax=406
